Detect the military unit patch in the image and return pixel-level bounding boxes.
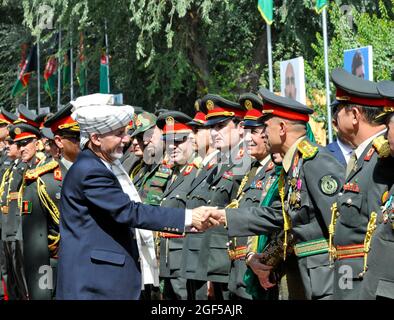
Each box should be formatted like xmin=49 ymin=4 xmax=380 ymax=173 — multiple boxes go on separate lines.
xmin=320 ymin=175 xmax=339 ymax=195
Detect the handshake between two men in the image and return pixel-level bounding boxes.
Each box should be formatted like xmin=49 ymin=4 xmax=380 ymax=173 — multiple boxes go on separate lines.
xmin=190 ymin=206 xmax=226 ymax=231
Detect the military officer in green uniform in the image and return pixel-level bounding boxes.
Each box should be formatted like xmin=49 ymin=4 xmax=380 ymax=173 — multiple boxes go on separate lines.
xmin=0 ymin=109 xmax=18 ymax=299
xmin=327 ymin=69 xmax=394 ymax=300
xmin=190 ymin=94 xmax=250 ymax=300
xmin=358 ymin=81 xmax=394 ymax=299
xmin=226 ymin=93 xmax=278 ymax=300
xmin=1 ymin=117 xmax=42 ymax=300
xmin=156 ymin=111 xmax=198 ymax=300
xmin=180 ymin=102 xmax=218 ymax=300
xmin=21 ymin=103 xmax=80 ymax=299
xmin=208 ymin=87 xmax=345 ymax=300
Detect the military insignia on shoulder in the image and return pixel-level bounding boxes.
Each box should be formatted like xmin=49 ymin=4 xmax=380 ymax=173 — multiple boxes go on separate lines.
xmin=373 ymin=135 xmax=390 ymax=158
xmin=320 ymin=175 xmax=339 ymax=196
xmin=183 ymin=164 xmax=194 ymax=176
xmin=265 ymin=161 xmax=274 ymax=172
xmin=206 ymin=100 xmax=215 ymax=111
xmin=24 ymin=160 xmax=59 ymax=181
xmin=364 ymin=147 xmax=375 ymax=161
xmin=223 ymin=171 xmax=234 ymax=181
xmin=297 ymin=140 xmax=318 ymax=160
xmin=54 ymin=167 xmax=62 ymax=181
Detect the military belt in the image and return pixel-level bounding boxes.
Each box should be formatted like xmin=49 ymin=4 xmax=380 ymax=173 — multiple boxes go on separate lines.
xmin=8 ymin=192 xmax=18 ymax=201
xmin=227 ymin=246 xmax=247 ymax=260
xmin=159 ymin=232 xmax=185 ymax=239
xmin=294 ymin=238 xmax=329 ymax=258
xmin=334 ymin=244 xmax=364 ymax=260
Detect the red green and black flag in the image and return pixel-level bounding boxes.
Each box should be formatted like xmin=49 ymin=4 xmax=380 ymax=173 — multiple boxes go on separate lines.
xmin=11 ymin=44 xmax=37 ymax=98
xmin=43 ymin=55 xmax=57 ymax=99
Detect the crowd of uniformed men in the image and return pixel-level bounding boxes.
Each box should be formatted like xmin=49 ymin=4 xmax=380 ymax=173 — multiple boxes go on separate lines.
xmin=0 ymin=67 xmax=393 ymax=300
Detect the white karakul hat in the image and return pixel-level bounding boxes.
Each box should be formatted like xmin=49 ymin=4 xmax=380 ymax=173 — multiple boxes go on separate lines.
xmin=70 ymin=93 xmax=135 ymax=148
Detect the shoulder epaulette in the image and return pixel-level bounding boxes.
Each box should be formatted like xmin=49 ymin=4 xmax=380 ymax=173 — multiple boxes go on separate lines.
xmin=24 ymin=160 xmax=59 ymax=181
xmin=297 ymin=140 xmax=319 ymax=160
xmin=373 ymin=135 xmax=390 ymax=158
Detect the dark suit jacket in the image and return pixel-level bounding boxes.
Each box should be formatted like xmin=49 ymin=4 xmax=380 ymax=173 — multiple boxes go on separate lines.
xmin=326 ymin=140 xmax=347 ymax=167
xmin=56 ymin=148 xmax=185 ymax=300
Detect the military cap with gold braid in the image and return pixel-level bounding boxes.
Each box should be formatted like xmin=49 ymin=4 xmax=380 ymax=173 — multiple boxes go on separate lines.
xmin=44 ymin=103 xmax=80 ymax=135
xmin=239 ymin=93 xmax=264 ymax=127
xmin=8 ymin=123 xmax=41 ymax=142
xmin=331 ymin=68 xmax=387 ymax=108
xmin=375 ymin=80 xmax=394 ymax=123
xmin=0 ymin=108 xmax=18 ymax=125
xmin=257 ymin=87 xmax=313 ymax=122
xmin=156 ymin=111 xmax=193 ymax=142
xmin=14 ymin=104 xmax=40 ymax=128
xmin=200 ymin=94 xmax=246 ymax=127
xmin=188 ymin=99 xmax=207 ymax=127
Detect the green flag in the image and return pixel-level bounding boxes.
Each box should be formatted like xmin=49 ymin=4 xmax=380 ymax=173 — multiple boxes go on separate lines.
xmin=257 ymin=0 xmax=273 ymax=25
xmin=315 ymin=0 xmax=328 ymax=14
xmin=99 ymin=48 xmax=109 ymax=94
xmin=11 ymin=44 xmax=37 ymax=98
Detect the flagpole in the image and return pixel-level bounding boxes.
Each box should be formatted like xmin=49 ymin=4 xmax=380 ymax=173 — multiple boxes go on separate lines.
xmin=266 ymin=24 xmax=273 ymax=92
xmin=37 ymin=38 xmax=41 ymax=113
xmin=104 ymin=19 xmax=110 ymax=93
xmin=26 ymin=88 xmax=29 ymax=109
xmin=322 ymin=7 xmax=333 ymax=143
xmin=70 ymin=36 xmax=74 ymax=101
xmin=57 ymin=29 xmax=62 ymax=109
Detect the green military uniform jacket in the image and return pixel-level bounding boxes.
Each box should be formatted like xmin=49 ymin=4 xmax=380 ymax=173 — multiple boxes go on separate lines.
xmin=226 ymin=137 xmax=345 ymax=300
xmin=227 ymin=157 xmax=276 ymax=299
xmin=21 ymin=158 xmax=67 ymax=300
xmin=194 ymin=142 xmax=252 ymax=284
xmin=359 ymin=184 xmax=394 ymax=299
xmin=333 ymin=133 xmax=394 ymax=299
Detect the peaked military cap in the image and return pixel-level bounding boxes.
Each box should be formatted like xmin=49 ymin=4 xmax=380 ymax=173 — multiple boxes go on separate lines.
xmin=9 ymin=123 xmax=41 ymax=142
xmin=157 ymin=111 xmax=193 ymax=141
xmin=331 ymin=68 xmax=386 ymax=107
xmin=239 ymin=93 xmax=264 ymax=127
xmin=200 ymin=94 xmax=245 ymax=127
xmin=188 ymin=99 xmax=207 ymax=127
xmin=0 ymin=108 xmax=18 ymax=125
xmin=375 ymin=80 xmax=394 ymax=123
xmin=44 ymin=103 xmax=79 ymax=135
xmin=257 ymin=87 xmax=313 ymax=122
xmin=15 ymin=104 xmax=40 ymax=128
xmin=40 ymin=127 xmax=54 ymax=140
xmin=130 ymin=111 xmax=157 ymax=137
xmin=35 ymin=113 xmax=50 ymax=129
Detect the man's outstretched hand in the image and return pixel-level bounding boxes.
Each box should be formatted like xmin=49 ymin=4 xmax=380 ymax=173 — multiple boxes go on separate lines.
xmin=191 ymin=206 xmax=226 ymax=231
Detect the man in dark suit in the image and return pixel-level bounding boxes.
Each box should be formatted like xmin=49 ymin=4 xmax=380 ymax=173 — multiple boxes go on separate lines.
xmin=56 ymin=94 xmax=210 ymax=300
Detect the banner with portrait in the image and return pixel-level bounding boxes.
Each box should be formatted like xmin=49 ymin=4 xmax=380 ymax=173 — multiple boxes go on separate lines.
xmin=343 ymin=46 xmax=373 ymax=81
xmin=279 ymin=57 xmax=306 ymax=104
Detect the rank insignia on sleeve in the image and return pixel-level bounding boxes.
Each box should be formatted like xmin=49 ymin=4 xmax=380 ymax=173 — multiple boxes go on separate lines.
xmin=320 ymin=175 xmax=339 ymax=195
xmin=343 ymin=182 xmax=360 ymax=193
xmin=21 ymin=201 xmax=32 ymax=215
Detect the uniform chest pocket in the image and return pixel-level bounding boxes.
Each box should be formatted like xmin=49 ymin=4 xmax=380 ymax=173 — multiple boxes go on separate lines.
xmin=338 ymin=193 xmax=364 ymax=228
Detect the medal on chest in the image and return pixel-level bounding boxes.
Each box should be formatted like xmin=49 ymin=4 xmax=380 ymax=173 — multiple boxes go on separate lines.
xmin=287 ymin=154 xmax=303 ymax=209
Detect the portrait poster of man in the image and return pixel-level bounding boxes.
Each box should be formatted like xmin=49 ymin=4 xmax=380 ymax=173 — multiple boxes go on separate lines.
xmin=280 ymin=56 xmax=306 ymax=104
xmin=343 ymin=46 xmax=373 ymax=80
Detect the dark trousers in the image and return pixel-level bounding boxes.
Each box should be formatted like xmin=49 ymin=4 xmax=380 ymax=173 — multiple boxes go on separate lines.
xmin=162 ymin=277 xmax=187 ymax=300
xmin=186 ymin=279 xmax=208 ymax=300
